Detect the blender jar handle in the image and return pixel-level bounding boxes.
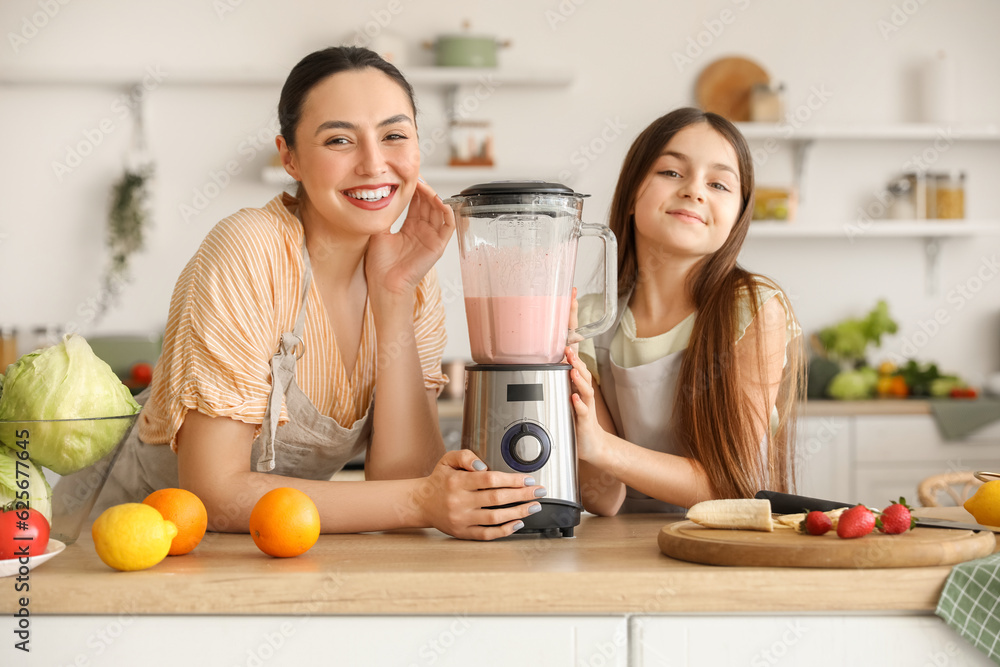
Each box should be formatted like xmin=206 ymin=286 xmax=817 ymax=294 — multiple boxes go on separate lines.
xmin=570 ymin=222 xmax=618 ymax=341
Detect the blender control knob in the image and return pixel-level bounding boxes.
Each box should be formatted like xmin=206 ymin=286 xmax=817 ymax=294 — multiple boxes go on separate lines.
xmin=500 ymin=422 xmax=551 ymax=473
xmin=513 ymin=435 xmax=542 ymax=464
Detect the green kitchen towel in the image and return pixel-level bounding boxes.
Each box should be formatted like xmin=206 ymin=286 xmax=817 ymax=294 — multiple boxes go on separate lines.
xmin=936 ymin=551 xmax=1000 ymax=665
xmin=929 ymin=398 xmax=1000 ymax=441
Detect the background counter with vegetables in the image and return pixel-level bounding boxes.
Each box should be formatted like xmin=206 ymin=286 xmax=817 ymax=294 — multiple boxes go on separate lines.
xmin=794 ymin=300 xmax=1000 ymax=509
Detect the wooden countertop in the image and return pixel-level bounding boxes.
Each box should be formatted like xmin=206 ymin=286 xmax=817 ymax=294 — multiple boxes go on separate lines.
xmin=14 ymin=510 xmax=993 ymax=616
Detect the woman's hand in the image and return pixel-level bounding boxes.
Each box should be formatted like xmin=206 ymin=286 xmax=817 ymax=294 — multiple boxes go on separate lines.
xmin=365 ymin=178 xmax=455 ymax=300
xmin=413 ymin=450 xmax=546 ymax=540
xmin=566 ymin=346 xmax=606 ymax=465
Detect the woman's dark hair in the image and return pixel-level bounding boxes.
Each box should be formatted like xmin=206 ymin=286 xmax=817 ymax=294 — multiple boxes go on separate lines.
xmin=278 ymin=46 xmax=416 ymax=148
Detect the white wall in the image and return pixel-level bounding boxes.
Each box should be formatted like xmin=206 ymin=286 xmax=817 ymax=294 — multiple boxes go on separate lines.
xmin=1 ymin=0 xmax=998 ymax=382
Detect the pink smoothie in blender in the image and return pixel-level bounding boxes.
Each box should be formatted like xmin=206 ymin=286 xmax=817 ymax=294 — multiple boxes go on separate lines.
xmin=464 ymin=294 xmax=572 ymax=364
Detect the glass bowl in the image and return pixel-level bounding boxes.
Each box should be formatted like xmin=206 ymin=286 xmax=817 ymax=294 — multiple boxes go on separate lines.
xmin=0 ymin=414 xmax=140 ymax=544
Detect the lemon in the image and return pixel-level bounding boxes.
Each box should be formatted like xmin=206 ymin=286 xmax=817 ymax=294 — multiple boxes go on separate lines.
xmin=92 ymin=503 xmax=178 ymax=572
xmin=964 ymin=481 xmax=1000 ymax=527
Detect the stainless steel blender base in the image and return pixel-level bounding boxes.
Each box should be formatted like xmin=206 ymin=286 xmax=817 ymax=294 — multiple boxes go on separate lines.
xmin=462 ymin=363 xmax=582 ymax=537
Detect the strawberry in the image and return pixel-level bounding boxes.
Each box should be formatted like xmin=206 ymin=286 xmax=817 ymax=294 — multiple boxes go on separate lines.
xmin=799 ymin=510 xmax=832 ymax=536
xmin=877 ymin=497 xmax=916 ymax=534
xmin=836 ymin=504 xmax=876 ymax=539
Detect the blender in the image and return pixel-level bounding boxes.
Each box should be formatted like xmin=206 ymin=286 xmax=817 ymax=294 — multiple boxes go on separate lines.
xmin=445 ymin=181 xmax=617 ymax=537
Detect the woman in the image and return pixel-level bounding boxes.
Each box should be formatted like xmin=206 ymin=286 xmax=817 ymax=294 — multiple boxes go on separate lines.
xmin=567 ymin=107 xmax=805 ymax=515
xmin=97 ymin=47 xmax=542 ymax=540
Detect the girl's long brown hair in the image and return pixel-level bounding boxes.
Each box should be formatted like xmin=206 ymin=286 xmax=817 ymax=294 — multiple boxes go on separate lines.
xmin=608 ymin=107 xmax=805 ymax=498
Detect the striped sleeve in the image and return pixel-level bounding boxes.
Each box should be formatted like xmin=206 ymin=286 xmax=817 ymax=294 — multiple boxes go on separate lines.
xmin=413 ymin=267 xmax=448 ymax=394
xmin=140 ymin=208 xmax=289 ymax=446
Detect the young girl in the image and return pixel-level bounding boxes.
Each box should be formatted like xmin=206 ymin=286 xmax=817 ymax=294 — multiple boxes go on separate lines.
xmin=94 ymin=47 xmax=542 ymax=540
xmin=567 ymin=107 xmax=804 ymax=516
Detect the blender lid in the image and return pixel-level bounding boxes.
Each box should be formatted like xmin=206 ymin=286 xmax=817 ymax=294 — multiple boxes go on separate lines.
xmin=454 ymin=180 xmax=589 ymax=198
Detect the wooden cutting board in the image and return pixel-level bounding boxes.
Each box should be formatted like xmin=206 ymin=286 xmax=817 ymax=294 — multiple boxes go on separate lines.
xmin=659 ymin=521 xmax=995 ymax=568
xmin=695 ymin=56 xmax=769 ymax=121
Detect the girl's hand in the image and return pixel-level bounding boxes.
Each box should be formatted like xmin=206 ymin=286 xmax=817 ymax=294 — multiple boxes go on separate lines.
xmin=566 ymin=346 xmax=604 ymax=464
xmin=413 ymin=450 xmax=545 ymax=540
xmin=366 ymin=178 xmax=456 ymax=300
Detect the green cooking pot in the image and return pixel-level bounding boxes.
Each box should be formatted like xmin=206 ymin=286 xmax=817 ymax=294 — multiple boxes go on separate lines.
xmin=426 ymin=33 xmax=511 ymax=67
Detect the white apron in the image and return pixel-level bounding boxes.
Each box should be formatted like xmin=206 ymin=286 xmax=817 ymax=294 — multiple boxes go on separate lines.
xmin=593 ymin=292 xmax=687 ymax=514
xmin=90 ymin=240 xmax=373 ymax=516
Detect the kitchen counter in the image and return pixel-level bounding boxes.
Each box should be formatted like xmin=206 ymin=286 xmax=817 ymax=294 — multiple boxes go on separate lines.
xmin=13 ymin=510 xmax=994 ymax=616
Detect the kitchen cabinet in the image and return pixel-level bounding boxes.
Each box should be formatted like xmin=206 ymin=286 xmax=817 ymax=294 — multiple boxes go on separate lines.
xmin=631 ymin=616 xmax=992 ymax=666
xmin=26 ymin=616 xmax=628 ymax=667
xmin=795 ymin=403 xmax=1000 ymax=507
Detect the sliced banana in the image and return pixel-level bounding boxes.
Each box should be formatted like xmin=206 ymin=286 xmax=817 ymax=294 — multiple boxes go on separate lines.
xmin=774 ymin=507 xmax=850 ymax=529
xmin=686 ymin=498 xmax=774 ymax=532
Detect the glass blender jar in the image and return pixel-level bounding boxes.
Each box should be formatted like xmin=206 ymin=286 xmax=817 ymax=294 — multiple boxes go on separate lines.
xmin=445 ymin=181 xmax=617 ymax=537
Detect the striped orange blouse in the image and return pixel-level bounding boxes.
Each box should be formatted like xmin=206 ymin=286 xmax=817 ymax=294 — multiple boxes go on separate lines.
xmin=139 ymin=193 xmax=448 ymax=449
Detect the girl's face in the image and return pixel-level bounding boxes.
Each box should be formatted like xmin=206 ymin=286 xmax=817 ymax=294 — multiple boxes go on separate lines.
xmin=278 ymin=68 xmax=419 ymax=236
xmin=631 ymin=123 xmax=742 ymax=261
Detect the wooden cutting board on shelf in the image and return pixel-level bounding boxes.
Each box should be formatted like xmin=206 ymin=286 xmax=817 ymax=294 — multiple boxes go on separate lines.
xmin=658 ymin=521 xmax=995 ymax=568
xmin=694 ymin=56 xmax=769 ymax=121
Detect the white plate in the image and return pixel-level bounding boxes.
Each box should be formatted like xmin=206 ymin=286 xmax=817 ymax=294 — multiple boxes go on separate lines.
xmin=0 ymin=539 xmax=66 ymax=577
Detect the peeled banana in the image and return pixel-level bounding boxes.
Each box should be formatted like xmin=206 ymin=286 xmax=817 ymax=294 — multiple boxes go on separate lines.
xmin=686 ymin=498 xmax=774 ymax=532
xmin=774 ymin=507 xmax=849 ymax=530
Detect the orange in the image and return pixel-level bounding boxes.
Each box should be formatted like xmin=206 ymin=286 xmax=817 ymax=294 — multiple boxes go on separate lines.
xmin=249 ymin=488 xmax=320 ymax=558
xmin=142 ymin=488 xmax=208 ymax=556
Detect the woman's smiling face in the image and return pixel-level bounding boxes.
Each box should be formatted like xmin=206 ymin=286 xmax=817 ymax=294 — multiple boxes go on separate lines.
xmin=631 ymin=122 xmax=742 ymax=261
xmin=280 ymin=68 xmax=419 ymax=236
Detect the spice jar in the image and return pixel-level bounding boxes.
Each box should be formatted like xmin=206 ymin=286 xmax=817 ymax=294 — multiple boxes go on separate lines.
xmin=924 ymin=173 xmax=939 ymax=219
xmin=750 ymin=83 xmax=784 ymax=123
xmin=903 ymin=172 xmax=929 ymax=219
xmin=26 ymin=324 xmax=64 ymax=353
xmin=935 ymin=171 xmax=965 ymax=219
xmin=0 ymin=326 xmax=18 ymax=370
xmin=887 ymin=177 xmax=915 ymax=219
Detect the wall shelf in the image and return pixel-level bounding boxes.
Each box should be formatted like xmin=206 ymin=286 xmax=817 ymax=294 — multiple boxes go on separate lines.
xmin=0 ymin=67 xmax=290 ymax=87
xmin=735 ymin=123 xmax=1000 ymax=296
xmin=748 ymin=220 xmax=1000 ymax=296
xmin=734 ymin=122 xmax=1000 ymax=205
xmin=403 ymin=67 xmax=574 ymax=89
xmin=747 ymin=220 xmax=1000 ymax=239
xmin=735 ymin=122 xmax=1000 ymax=141
xmin=0 ymin=66 xmax=574 ymax=89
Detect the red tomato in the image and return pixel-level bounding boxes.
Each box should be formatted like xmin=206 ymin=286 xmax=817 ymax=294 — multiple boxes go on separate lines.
xmin=0 ymin=507 xmax=50 ymax=560
xmin=130 ymin=362 xmax=154 ymax=386
xmin=950 ymin=387 xmax=978 ymax=399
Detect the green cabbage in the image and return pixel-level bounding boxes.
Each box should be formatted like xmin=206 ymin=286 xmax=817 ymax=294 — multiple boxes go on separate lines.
xmin=0 ymin=334 xmax=140 ymax=475
xmin=0 ymin=446 xmax=52 ymax=523
xmin=827 ymin=368 xmax=878 ymax=400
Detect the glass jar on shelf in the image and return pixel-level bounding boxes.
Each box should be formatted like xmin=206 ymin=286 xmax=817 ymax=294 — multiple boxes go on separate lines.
xmin=903 ymin=172 xmax=929 ymax=219
xmin=25 ymin=324 xmax=65 ymax=354
xmin=935 ymin=170 xmax=965 ymax=219
xmin=887 ymin=176 xmax=915 ymax=219
xmin=0 ymin=326 xmax=18 ymax=370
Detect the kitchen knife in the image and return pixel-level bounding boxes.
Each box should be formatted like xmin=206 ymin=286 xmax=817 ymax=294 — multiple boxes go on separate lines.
xmin=754 ymin=490 xmax=1000 ymax=533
